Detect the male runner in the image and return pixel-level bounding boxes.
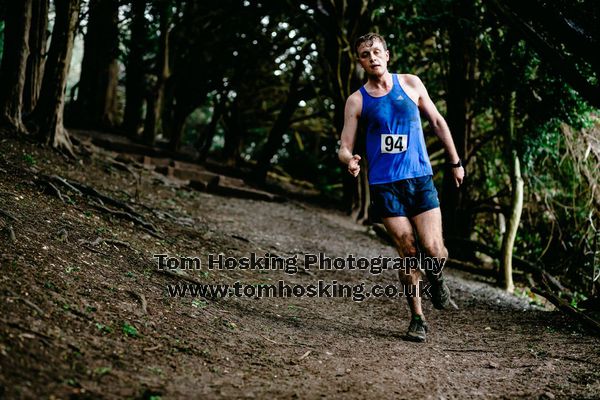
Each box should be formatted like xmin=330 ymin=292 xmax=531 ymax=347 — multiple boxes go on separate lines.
xmin=337 ymin=33 xmax=465 ymax=342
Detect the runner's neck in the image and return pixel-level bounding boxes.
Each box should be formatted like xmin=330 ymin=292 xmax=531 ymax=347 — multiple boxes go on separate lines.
xmin=365 ymin=72 xmax=394 ymax=95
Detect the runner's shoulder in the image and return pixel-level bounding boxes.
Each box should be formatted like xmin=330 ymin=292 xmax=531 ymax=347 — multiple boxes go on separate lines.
xmin=400 ymin=74 xmax=425 ymax=89
xmin=346 ymin=90 xmax=363 ymax=113
xmin=347 ymin=90 xmax=363 ymax=104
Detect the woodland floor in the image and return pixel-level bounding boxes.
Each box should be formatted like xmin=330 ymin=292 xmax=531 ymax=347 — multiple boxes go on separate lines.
xmin=0 ymin=135 xmax=599 ymax=400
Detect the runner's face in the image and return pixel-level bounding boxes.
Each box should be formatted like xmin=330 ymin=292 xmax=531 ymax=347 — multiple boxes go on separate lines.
xmin=357 ymin=39 xmax=389 ymax=77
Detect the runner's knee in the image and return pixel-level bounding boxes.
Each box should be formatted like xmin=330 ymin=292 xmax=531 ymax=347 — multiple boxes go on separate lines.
xmin=391 ymin=233 xmax=417 ymax=256
xmin=397 ymin=242 xmax=417 ymax=258
xmin=422 ymin=240 xmax=447 ymax=259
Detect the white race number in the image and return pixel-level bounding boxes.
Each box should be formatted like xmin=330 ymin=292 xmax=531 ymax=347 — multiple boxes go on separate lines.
xmin=380 ymin=134 xmax=407 ymax=154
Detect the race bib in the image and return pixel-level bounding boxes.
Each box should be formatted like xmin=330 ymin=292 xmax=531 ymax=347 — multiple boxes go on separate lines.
xmin=380 ymin=134 xmax=407 ymax=154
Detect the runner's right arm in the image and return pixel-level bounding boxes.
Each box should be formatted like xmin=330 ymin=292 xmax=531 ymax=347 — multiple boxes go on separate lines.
xmin=338 ymin=92 xmax=363 ymax=178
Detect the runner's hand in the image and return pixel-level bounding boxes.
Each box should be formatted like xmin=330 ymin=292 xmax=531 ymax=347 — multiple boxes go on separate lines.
xmin=348 ymin=155 xmax=361 ymax=177
xmin=453 ymin=166 xmax=465 ymax=187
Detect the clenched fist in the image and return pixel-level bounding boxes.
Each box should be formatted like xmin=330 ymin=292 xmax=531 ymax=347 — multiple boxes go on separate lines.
xmin=348 ymin=154 xmax=361 ymax=177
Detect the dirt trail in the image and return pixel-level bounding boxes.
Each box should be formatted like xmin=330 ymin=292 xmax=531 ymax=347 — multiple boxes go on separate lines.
xmin=0 ymin=138 xmax=599 ymax=399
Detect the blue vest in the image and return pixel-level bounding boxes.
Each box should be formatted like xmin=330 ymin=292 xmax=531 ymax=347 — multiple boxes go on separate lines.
xmin=359 ymin=74 xmax=433 ymax=185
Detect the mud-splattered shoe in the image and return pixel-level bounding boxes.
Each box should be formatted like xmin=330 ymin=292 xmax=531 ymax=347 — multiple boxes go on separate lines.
xmin=406 ymin=315 xmax=428 ymax=342
xmin=429 ymin=277 xmax=450 ymax=309
xmin=429 ymin=276 xmax=458 ymax=310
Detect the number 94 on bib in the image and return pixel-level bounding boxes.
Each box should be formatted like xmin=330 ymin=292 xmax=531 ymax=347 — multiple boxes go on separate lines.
xmin=380 ymin=134 xmax=407 ymax=154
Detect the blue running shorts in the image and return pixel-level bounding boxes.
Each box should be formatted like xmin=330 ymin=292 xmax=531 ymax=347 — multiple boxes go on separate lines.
xmin=370 ymin=175 xmax=440 ymax=219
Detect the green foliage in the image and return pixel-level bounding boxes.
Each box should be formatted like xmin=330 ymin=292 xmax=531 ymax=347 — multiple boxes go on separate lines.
xmin=191 ymin=299 xmax=207 ymax=309
xmin=22 ymin=154 xmax=37 ymax=166
xmin=93 ymin=366 xmax=112 ymax=377
xmin=519 ymin=98 xmax=597 ymax=285
xmin=569 ymin=292 xmax=588 ymax=309
xmin=44 ymin=281 xmax=56 ymax=290
xmin=64 ymin=378 xmax=79 ymax=387
xmin=95 ymin=323 xmax=112 ymax=334
xmin=121 ymin=323 xmax=139 ymax=338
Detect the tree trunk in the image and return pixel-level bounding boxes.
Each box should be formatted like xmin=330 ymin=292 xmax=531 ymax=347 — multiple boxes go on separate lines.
xmin=23 ymin=0 xmax=48 ymax=114
xmin=500 ymin=151 xmax=523 ymax=293
xmin=30 ymin=0 xmax=81 ymax=155
xmin=123 ymin=0 xmax=147 ymax=138
xmin=196 ymin=93 xmax=227 ymax=163
xmin=500 ymin=91 xmax=522 ymax=293
xmin=166 ymin=80 xmax=191 ymax=153
xmin=165 ymin=105 xmax=187 ymax=153
xmin=74 ymin=0 xmax=120 ymax=129
xmin=221 ymin=98 xmax=243 ymax=166
xmin=0 ymin=0 xmax=33 ymax=133
xmin=143 ymin=0 xmax=171 ymax=146
xmin=302 ymin=0 xmax=370 ymax=218
xmin=441 ymin=0 xmax=476 ymax=243
xmin=253 ymin=62 xmax=304 ymax=182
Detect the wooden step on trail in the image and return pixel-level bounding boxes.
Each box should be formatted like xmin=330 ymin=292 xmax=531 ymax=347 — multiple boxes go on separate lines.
xmin=154 ymin=166 xmax=220 ymax=189
xmin=140 ymin=155 xmax=284 ymax=202
xmin=211 ymin=183 xmax=285 ymax=202
xmin=143 ymin=155 xmax=171 ymax=168
xmin=69 ymin=130 xmax=286 ymax=203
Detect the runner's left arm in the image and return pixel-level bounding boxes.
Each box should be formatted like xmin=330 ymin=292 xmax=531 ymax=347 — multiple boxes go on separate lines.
xmin=408 ymin=75 xmax=464 ymax=187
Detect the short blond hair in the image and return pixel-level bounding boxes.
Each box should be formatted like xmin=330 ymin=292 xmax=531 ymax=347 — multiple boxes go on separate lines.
xmin=354 ymin=33 xmax=387 ymax=54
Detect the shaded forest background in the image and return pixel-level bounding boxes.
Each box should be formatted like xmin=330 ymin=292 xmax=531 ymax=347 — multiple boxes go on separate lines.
xmin=0 ymin=0 xmax=598 ymax=308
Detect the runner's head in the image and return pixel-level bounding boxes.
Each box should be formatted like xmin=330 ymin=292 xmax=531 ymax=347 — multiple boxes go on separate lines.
xmin=354 ymin=33 xmax=389 ymax=77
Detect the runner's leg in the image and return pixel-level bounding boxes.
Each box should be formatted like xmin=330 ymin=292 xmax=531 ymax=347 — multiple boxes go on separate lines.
xmin=382 ymin=216 xmax=423 ymax=317
xmin=411 ymin=207 xmax=448 ymax=271
xmin=412 ymin=207 xmax=455 ymax=309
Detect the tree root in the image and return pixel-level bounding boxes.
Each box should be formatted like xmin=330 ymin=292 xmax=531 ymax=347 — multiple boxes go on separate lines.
xmin=47 ymin=175 xmax=82 ymax=195
xmin=78 ymin=237 xmax=141 ymax=255
xmin=46 ymin=181 xmax=71 ymax=203
xmin=531 ymin=286 xmax=600 ymax=334
xmin=0 ymin=318 xmax=53 ymax=344
xmin=157 ymin=268 xmax=216 ymax=301
xmin=41 ymin=174 xmax=141 ymax=216
xmin=128 ymin=290 xmax=148 ymax=314
xmin=62 ymin=177 xmax=140 ymax=216
xmin=7 ymin=225 xmax=16 ymax=243
xmin=0 ymin=209 xmax=18 ymax=243
xmin=78 ymin=237 xmax=133 ymax=250
xmin=51 ymin=126 xmax=77 ymax=159
xmin=89 ymin=201 xmax=160 ymax=237
xmin=5 ymin=290 xmax=44 ymax=316
xmin=106 ymin=158 xmax=140 ymax=181
xmin=0 ymin=208 xmax=19 ymax=222
xmin=38 ymin=174 xmax=162 ymax=237
xmin=81 ymin=244 xmax=110 ymax=256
